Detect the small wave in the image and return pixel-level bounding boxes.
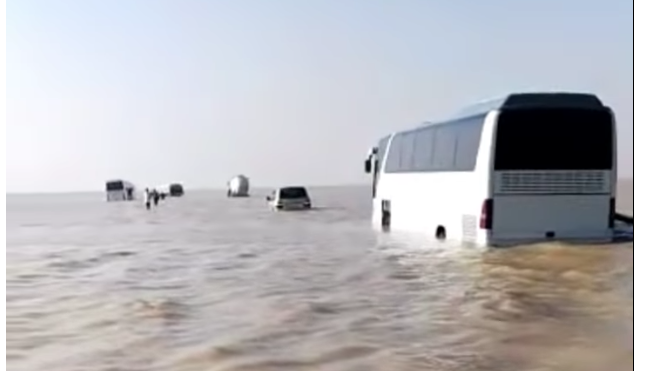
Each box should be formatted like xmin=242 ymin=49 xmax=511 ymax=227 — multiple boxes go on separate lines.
xmin=306 ymin=301 xmax=341 ymax=315
xmin=162 ymin=344 xmax=246 ymax=369
xmin=131 ymin=299 xmax=187 ymax=320
xmin=18 ymin=223 xmax=48 ymax=228
xmin=387 ymin=272 xmax=422 ymax=281
xmin=102 ymin=251 xmax=137 ymax=258
xmin=47 ymin=257 xmax=103 ymax=271
xmin=175 ymin=344 xmax=379 ymax=371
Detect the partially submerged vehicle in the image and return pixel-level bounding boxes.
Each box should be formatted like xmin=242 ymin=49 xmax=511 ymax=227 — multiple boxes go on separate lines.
xmin=155 ymin=183 xmax=185 ymax=198
xmin=105 ymin=180 xmax=136 ymax=202
xmin=267 ymin=187 xmax=312 ymax=211
xmin=168 ymin=183 xmax=185 ymax=197
xmin=365 ymin=92 xmax=621 ymax=247
xmin=227 ymin=175 xmax=250 ymax=197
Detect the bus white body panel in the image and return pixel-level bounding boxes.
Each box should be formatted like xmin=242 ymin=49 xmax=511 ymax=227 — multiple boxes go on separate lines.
xmin=490 ymin=171 xmax=614 ymax=244
xmin=105 ymin=180 xmax=136 ymax=202
xmin=371 ymin=112 xmax=497 ymax=246
xmin=228 ymin=175 xmax=250 ymax=197
xmin=106 ymin=190 xmax=130 ymax=202
xmin=368 ymin=93 xmax=617 ymax=247
xmin=373 ymin=172 xmax=490 ymax=245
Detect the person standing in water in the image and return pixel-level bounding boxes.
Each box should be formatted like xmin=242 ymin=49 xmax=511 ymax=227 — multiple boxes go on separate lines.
xmin=152 ymin=189 xmax=160 ymax=207
xmin=143 ymin=188 xmax=151 ymax=210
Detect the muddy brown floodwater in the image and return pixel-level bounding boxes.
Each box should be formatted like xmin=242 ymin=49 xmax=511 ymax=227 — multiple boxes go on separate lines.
xmin=7 ymin=183 xmax=633 ymax=371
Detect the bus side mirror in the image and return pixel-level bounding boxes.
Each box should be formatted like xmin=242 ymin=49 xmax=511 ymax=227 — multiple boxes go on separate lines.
xmin=266 ymin=196 xmax=272 ymax=201
xmin=364 ymin=159 xmax=372 ymax=173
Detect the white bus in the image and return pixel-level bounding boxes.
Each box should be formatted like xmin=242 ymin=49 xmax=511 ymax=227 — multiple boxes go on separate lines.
xmin=105 ymin=180 xmax=136 ymax=202
xmin=364 ymin=92 xmax=617 ymax=247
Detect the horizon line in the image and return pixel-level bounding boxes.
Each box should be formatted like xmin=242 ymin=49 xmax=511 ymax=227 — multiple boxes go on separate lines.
xmin=6 ymin=178 xmax=633 ymax=196
xmin=5 ymin=183 xmax=371 ymax=196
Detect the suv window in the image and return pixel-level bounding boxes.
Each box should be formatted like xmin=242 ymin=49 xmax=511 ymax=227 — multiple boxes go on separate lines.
xmin=279 ymin=187 xmax=308 ymax=199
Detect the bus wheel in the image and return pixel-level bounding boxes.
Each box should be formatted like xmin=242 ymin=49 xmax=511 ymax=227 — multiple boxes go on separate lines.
xmin=436 ymin=226 xmax=447 ymax=240
xmin=381 ymin=200 xmax=391 ymax=231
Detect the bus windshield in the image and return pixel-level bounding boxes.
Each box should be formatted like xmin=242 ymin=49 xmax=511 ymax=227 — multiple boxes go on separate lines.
xmin=106 ymin=181 xmax=124 ymax=191
xmin=493 ymin=108 xmax=614 ymax=171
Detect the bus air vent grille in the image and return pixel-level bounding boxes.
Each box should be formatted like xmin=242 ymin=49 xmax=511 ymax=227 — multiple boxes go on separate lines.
xmin=496 ymin=171 xmax=609 ymax=195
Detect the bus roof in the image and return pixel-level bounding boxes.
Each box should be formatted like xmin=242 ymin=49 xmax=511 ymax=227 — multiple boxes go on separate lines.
xmin=451 ymin=92 xmax=606 ymax=121
xmin=106 ymin=179 xmax=133 ymax=185
xmin=383 ymin=92 xmax=608 ymax=142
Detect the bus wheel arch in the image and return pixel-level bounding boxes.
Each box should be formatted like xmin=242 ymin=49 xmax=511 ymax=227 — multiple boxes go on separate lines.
xmin=436 ymin=226 xmax=447 ymax=240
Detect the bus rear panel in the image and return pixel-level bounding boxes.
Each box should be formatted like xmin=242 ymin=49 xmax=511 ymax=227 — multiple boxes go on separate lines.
xmin=486 ymin=107 xmax=616 ymax=245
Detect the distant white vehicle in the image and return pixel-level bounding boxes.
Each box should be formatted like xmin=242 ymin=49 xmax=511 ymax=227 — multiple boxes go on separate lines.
xmin=267 ymin=187 xmax=312 ymax=211
xmin=227 ymin=175 xmax=250 ymax=197
xmin=365 ymin=92 xmax=618 ymax=247
xmin=105 ymin=180 xmax=136 ymax=202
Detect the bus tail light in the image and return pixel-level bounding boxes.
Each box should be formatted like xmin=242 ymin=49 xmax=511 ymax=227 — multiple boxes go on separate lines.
xmin=480 ymin=199 xmax=494 ymax=230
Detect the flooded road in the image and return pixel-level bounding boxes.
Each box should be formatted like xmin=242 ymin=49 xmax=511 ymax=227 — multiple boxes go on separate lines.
xmin=7 ymin=185 xmax=633 ymax=371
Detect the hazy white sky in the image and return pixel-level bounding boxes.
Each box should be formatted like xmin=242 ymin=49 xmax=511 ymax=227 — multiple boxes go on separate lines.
xmin=7 ymin=0 xmax=633 ymax=193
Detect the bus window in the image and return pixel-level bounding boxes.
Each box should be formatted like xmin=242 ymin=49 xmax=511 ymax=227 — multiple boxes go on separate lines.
xmin=106 ymin=181 xmax=124 ymax=191
xmin=494 ymin=108 xmax=613 ymax=171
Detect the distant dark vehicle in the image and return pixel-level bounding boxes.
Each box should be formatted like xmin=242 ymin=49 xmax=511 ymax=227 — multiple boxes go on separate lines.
xmin=156 ymin=183 xmax=185 ymax=198
xmin=169 ymin=183 xmax=184 ymax=197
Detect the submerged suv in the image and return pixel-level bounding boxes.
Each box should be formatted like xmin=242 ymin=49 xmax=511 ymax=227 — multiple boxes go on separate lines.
xmin=267 ymin=187 xmax=312 ymax=211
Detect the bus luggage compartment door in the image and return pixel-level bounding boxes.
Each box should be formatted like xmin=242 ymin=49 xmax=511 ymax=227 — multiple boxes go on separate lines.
xmin=491 ymin=195 xmax=612 ymax=242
